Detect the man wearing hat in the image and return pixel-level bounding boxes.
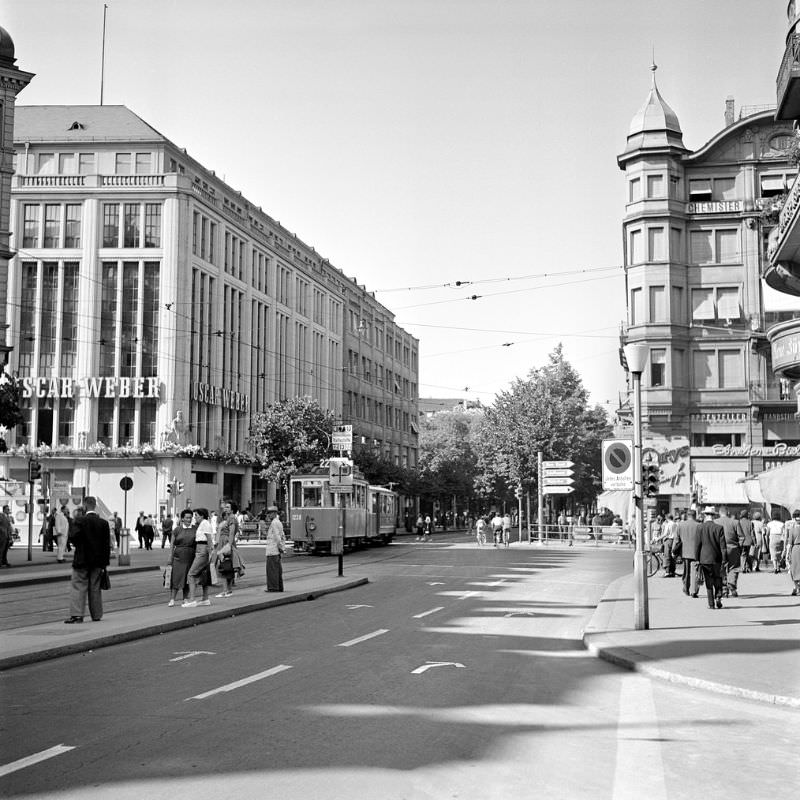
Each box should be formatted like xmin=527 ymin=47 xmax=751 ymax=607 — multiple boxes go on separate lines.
xmin=673 ymin=509 xmax=701 ymax=597
xmin=694 ymin=506 xmax=727 ymax=609
xmin=264 ymin=505 xmax=285 ymax=592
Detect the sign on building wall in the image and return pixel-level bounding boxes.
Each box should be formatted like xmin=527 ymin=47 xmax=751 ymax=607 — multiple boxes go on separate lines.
xmin=642 ymin=436 xmax=690 ymax=495
xmin=191 ymin=381 xmax=249 ymax=412
xmin=21 ymin=376 xmax=159 ymax=399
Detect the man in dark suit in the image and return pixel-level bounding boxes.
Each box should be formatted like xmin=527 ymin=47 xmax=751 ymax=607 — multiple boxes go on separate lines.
xmin=673 ymin=509 xmax=702 ymax=597
xmin=65 ymin=496 xmax=111 ymax=623
xmin=694 ymin=506 xmax=727 ymax=609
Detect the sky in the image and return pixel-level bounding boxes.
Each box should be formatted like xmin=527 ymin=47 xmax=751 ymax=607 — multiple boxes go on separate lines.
xmin=2 ymin=0 xmax=793 ymax=414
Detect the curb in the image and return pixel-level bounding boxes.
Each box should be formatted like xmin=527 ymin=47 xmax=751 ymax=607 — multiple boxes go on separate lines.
xmin=0 ymin=565 xmax=160 ymax=589
xmin=0 ymin=577 xmax=369 ymax=671
xmin=581 ymin=574 xmax=800 ymax=710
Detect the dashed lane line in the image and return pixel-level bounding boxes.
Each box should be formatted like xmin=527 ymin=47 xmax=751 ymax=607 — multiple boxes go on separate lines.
xmin=0 ymin=745 xmax=75 ymax=778
xmin=186 ymin=665 xmax=293 ymax=700
xmin=337 ymin=629 xmax=390 ymax=647
xmin=413 ymin=607 xmax=445 ymax=619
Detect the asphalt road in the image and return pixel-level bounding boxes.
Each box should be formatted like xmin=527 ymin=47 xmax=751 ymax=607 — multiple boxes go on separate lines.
xmin=1 ymin=538 xmax=798 ymax=799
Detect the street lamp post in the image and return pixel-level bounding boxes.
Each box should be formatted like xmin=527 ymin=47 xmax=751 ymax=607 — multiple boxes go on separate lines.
xmin=623 ymin=342 xmax=649 ymax=631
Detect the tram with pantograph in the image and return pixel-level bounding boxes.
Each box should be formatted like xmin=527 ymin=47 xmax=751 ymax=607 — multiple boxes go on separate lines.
xmin=289 ymin=465 xmax=399 ymax=553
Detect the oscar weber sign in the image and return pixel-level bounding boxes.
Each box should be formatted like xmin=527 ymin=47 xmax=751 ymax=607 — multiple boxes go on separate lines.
xmin=22 ymin=376 xmax=159 ymax=399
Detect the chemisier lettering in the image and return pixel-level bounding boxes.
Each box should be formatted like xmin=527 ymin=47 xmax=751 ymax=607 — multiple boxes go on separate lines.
xmin=21 ymin=376 xmax=160 ymax=399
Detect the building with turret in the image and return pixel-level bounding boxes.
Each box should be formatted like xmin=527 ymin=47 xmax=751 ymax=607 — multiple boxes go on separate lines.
xmin=619 ymin=65 xmax=797 ymax=513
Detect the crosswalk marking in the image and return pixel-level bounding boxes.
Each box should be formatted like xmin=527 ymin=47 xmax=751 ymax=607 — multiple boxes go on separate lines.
xmin=337 ymin=629 xmax=389 ymax=647
xmin=0 ymin=745 xmax=75 ymax=778
xmin=612 ymin=675 xmax=668 ymax=800
xmin=187 ymin=665 xmax=292 ymax=700
xmin=413 ymin=606 xmax=444 ymax=619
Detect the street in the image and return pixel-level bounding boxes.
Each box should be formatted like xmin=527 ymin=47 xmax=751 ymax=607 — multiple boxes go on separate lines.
xmin=1 ymin=537 xmax=798 ymax=799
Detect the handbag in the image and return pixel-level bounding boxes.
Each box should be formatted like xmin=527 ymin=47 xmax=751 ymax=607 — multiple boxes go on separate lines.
xmin=100 ymin=568 xmax=111 ymax=591
xmin=162 ymin=564 xmax=172 ymax=588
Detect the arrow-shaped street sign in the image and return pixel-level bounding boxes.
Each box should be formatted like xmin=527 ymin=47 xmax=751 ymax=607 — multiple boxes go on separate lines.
xmin=411 ymin=662 xmax=466 ymax=675
xmin=543 ymin=477 xmax=575 ymax=486
xmin=543 ymin=468 xmax=573 ymax=477
xmin=542 ymin=486 xmax=575 ymax=495
xmin=542 ymin=460 xmax=574 ymax=469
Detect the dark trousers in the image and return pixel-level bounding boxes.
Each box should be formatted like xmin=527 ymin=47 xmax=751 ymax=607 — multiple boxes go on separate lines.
xmin=266 ymin=554 xmax=283 ymax=591
xmin=663 ymin=542 xmax=675 ymax=575
xmin=682 ymin=558 xmax=698 ymax=595
xmin=699 ymin=563 xmax=723 ymax=607
xmin=69 ymin=567 xmax=104 ymax=620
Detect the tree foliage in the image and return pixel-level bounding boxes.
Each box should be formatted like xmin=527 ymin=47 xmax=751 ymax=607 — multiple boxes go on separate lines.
xmin=352 ymin=448 xmax=420 ymax=496
xmin=473 ymin=345 xmax=610 ymax=504
xmin=249 ymin=397 xmax=334 ymax=494
xmin=0 ymin=373 xmax=24 ymax=430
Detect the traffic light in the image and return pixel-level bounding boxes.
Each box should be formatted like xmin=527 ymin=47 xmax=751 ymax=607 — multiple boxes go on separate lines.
xmin=28 ymin=458 xmax=42 ymax=482
xmin=167 ymin=481 xmax=173 ymax=495
xmin=514 ymin=485 xmax=523 ymax=500
xmin=177 ymin=481 xmax=185 ymax=494
xmin=644 ymin=463 xmax=660 ymax=497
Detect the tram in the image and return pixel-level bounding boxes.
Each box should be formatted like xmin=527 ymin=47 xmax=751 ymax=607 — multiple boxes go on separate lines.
xmin=289 ymin=466 xmax=399 ymax=553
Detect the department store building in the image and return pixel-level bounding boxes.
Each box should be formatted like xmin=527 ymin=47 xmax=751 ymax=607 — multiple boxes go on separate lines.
xmin=2 ymin=105 xmax=418 ymax=527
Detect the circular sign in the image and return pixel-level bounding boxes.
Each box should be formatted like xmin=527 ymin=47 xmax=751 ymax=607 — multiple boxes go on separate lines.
xmin=119 ymin=477 xmax=133 ymax=491
xmin=604 ymin=442 xmax=632 ymax=474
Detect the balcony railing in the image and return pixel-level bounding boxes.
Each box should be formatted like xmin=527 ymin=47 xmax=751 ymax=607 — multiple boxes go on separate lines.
xmin=749 ymin=379 xmax=794 ymax=402
xmin=777 ymin=33 xmax=800 ymax=119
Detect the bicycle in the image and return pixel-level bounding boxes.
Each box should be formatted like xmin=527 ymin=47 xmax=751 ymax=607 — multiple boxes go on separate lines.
xmin=638 ymin=547 xmax=684 ymax=577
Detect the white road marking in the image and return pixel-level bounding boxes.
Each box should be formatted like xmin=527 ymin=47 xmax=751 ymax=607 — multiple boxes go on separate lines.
xmin=170 ymin=650 xmax=216 ymax=662
xmin=0 ymin=745 xmax=75 ymax=778
xmin=186 ymin=665 xmax=292 ymax=700
xmin=345 ymin=604 xmax=373 ymax=609
xmin=427 ymin=581 xmax=446 ymax=585
xmin=456 ymin=591 xmax=478 ymax=600
xmin=503 ymin=611 xmax=539 ymax=617
xmin=411 ymin=661 xmax=466 ymax=675
xmin=612 ymin=675 xmax=668 ymax=800
xmin=413 ymin=606 xmax=445 ymax=619
xmin=337 ymin=629 xmax=389 ymax=647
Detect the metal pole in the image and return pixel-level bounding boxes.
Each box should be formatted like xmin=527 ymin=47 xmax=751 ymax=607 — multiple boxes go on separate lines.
xmin=100 ymin=4 xmax=108 ymax=105
xmin=27 ymin=477 xmax=34 ymax=562
xmin=517 ymin=490 xmax=523 ymax=543
xmin=537 ymin=450 xmax=544 ymax=544
xmin=632 ymin=369 xmax=649 ymax=630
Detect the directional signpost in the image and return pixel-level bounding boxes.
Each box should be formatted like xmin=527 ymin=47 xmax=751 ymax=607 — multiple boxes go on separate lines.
xmin=542 ymin=460 xmax=574 ymax=495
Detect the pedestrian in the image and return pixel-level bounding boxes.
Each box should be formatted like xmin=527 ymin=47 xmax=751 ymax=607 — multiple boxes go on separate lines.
xmin=694 ymin=506 xmax=727 ymax=609
xmin=717 ymin=506 xmax=741 ymax=597
xmin=786 ymin=513 xmax=800 ymax=596
xmin=491 ymin=512 xmax=503 ymax=547
xmin=673 ymin=509 xmax=701 ymax=597
xmin=750 ymin=510 xmax=764 ymax=570
xmin=423 ymin=514 xmax=433 ymax=542
xmin=0 ymin=504 xmax=13 ymax=567
xmin=502 ymin=512 xmax=512 ymax=547
xmin=183 ymin=508 xmax=213 ymax=607
xmin=144 ymin=513 xmax=157 ymax=550
xmin=42 ymin=510 xmax=55 ymax=552
xmin=263 ymin=504 xmax=286 ymax=592
xmin=160 ymin=514 xmax=174 ymax=548
xmin=64 ymin=496 xmax=110 ymax=624
xmin=167 ymin=508 xmax=195 ymax=606
xmin=415 ymin=514 xmax=424 ymax=540
xmin=661 ymin=514 xmax=677 ymax=577
xmin=215 ymin=509 xmax=237 ymax=598
xmin=111 ymin=511 xmax=122 ymax=551
xmin=557 ymin=511 xmax=567 ymax=540
xmin=218 ymin=500 xmax=242 ymax=580
xmin=737 ymin=510 xmax=756 ymax=573
xmin=54 ymin=504 xmax=70 ymax=562
xmin=135 ymin=511 xmax=146 ymax=549
xmin=476 ymin=516 xmax=486 ymax=546
xmin=766 ymin=510 xmax=786 ymax=573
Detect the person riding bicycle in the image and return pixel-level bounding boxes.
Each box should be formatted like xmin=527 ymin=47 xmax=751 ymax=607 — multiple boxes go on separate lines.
xmin=490 ymin=513 xmax=503 ymax=547
xmin=476 ymin=516 xmax=487 ymax=547
xmin=502 ymin=513 xmax=512 ymax=547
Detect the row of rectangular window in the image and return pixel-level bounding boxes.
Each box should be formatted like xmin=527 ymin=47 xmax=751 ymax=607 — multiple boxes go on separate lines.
xmin=628 ymin=173 xmax=794 ymax=203
xmin=647 ymin=347 xmax=744 ymax=390
xmin=28 ymin=151 xmax=154 ymax=176
xmin=630 ymin=285 xmax=742 ymax=325
xmin=628 ymin=226 xmax=741 ymax=266
xmin=346 ymin=391 xmax=413 ymax=432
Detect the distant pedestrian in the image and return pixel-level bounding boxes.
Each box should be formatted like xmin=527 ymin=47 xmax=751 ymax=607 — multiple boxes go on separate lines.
xmin=502 ymin=513 xmax=512 ymax=547
xmin=161 ymin=514 xmax=174 ymax=548
xmin=54 ymin=505 xmax=70 ymax=562
xmin=423 ymin=515 xmax=433 ymax=542
xmin=263 ymin=505 xmax=285 ymax=592
xmin=718 ymin=506 xmax=741 ymax=597
xmin=661 ymin=514 xmax=677 ymax=577
xmin=64 ymin=496 xmax=110 ymax=624
xmin=0 ymin=505 xmax=13 ymax=567
xmin=491 ymin=513 xmax=503 ymax=547
xmin=476 ymin=516 xmax=486 ymax=546
xmin=673 ymin=509 xmax=701 ymax=597
xmin=766 ymin=510 xmax=786 ymax=573
xmin=135 ymin=512 xmax=146 ymax=548
xmin=737 ymin=510 xmax=756 ymax=573
xmin=415 ymin=514 xmax=424 ymax=540
xmin=143 ymin=514 xmax=157 ymax=550
xmin=751 ymin=511 xmax=764 ymax=571
xmin=694 ymin=506 xmax=727 ymax=610
xmin=111 ymin=512 xmax=122 ymax=551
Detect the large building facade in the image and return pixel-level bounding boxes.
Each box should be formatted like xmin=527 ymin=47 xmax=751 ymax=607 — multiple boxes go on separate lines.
xmin=2 ymin=105 xmax=417 ymax=529
xmin=619 ymin=68 xmax=797 ymax=513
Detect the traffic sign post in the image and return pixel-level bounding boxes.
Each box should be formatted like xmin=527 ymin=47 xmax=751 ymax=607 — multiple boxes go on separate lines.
xmin=332 ymin=424 xmax=353 ymax=455
xmin=542 ymin=460 xmax=575 ymax=495
xmin=602 ymin=439 xmax=634 ymax=491
xmin=119 ymin=476 xmax=133 ymax=566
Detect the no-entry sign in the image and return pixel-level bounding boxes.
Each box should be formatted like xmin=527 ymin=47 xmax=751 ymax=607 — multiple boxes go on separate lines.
xmin=602 ymin=439 xmax=634 ymax=491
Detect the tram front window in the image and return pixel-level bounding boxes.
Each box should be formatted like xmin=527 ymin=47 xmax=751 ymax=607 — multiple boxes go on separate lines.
xmin=303 ymin=487 xmax=323 ymax=507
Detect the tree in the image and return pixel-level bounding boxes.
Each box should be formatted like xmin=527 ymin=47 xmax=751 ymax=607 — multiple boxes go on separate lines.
xmin=473 ymin=345 xmax=610 ymax=505
xmin=417 ymin=410 xmax=479 ymax=513
xmin=0 ymin=373 xmax=24 ymax=431
xmin=249 ymin=397 xmax=334 ymax=501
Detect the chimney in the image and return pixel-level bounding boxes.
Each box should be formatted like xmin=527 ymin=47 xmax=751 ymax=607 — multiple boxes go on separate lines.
xmin=724 ymin=96 xmax=735 ymax=127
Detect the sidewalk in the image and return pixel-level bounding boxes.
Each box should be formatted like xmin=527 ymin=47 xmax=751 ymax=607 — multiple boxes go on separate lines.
xmin=0 ymin=545 xmax=367 ymax=671
xmin=583 ymin=566 xmax=800 ymax=708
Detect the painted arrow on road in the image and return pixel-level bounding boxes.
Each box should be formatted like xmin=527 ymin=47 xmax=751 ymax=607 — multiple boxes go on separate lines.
xmin=411 ymin=662 xmax=466 ymax=675
xmin=170 ymin=651 xmax=216 ymax=662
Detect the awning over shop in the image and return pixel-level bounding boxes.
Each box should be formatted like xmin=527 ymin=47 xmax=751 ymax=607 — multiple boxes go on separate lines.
xmin=693 ymin=470 xmax=749 ymax=505
xmin=597 ymin=490 xmax=633 ymax=521
xmin=741 ymin=478 xmax=766 ymax=505
xmin=755 ymin=458 xmax=800 ymax=513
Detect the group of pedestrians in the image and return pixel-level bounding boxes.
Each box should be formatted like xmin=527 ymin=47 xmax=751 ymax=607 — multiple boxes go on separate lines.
xmin=666 ymin=505 xmax=800 ymax=609
xmin=474 ymin=512 xmax=511 ymax=547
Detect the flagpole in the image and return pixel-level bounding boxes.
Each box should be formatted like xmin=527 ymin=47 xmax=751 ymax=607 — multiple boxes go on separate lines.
xmin=100 ymin=3 xmax=108 ymax=105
